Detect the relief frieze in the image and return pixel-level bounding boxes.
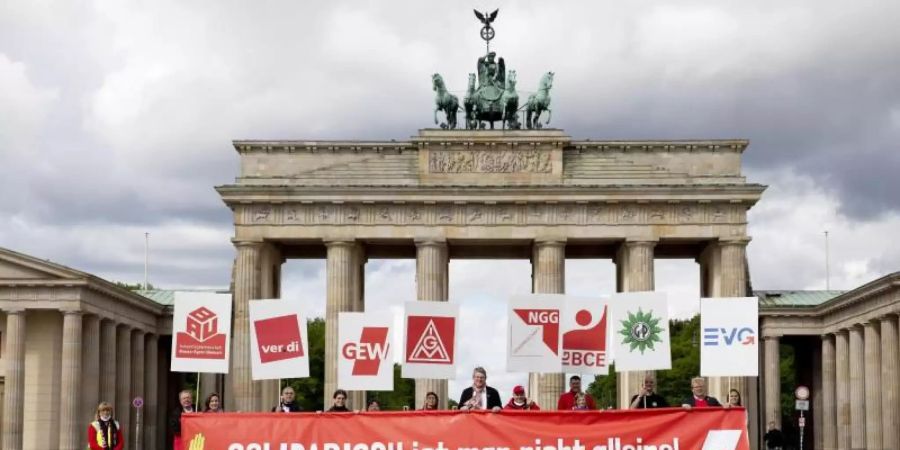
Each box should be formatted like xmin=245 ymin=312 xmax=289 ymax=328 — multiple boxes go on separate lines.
xmin=237 ymin=203 xmax=745 ymax=227
xmin=428 ymin=149 xmax=552 ymax=173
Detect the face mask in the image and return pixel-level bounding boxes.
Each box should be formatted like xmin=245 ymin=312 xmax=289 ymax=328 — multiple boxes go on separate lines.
xmin=100 ymin=414 xmax=111 ymax=421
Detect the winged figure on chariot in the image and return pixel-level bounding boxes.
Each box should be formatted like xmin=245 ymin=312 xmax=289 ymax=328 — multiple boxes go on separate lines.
xmin=432 ymin=9 xmax=554 ymax=130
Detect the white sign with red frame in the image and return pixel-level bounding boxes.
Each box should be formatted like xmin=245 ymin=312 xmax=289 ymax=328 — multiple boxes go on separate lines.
xmin=561 ymin=297 xmax=611 ymax=374
xmin=507 ymin=294 xmax=563 ymax=373
xmin=402 ymin=301 xmax=459 ymax=379
xmin=170 ymin=292 xmax=232 ymax=373
xmin=248 ymin=299 xmax=310 ymax=380
xmin=338 ymin=312 xmax=394 ymax=391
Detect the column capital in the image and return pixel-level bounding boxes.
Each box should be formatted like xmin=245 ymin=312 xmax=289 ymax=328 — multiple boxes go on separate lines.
xmin=534 ymin=237 xmax=567 ymax=247
xmin=764 ymin=335 xmax=781 ymax=341
xmin=863 ymin=320 xmax=879 ymax=328
xmin=232 ymin=239 xmax=264 ymax=249
xmin=117 ymin=323 xmax=133 ymax=332
xmin=323 ymin=238 xmax=358 ymax=248
xmin=414 ymin=237 xmax=447 ymax=247
xmin=3 ymin=307 xmax=26 ymax=314
xmin=60 ymin=308 xmax=83 ymax=316
xmin=622 ymin=238 xmax=658 ymax=247
xmin=719 ymin=237 xmax=752 ymax=246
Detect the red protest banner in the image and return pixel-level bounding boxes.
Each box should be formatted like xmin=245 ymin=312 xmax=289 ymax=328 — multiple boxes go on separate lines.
xmin=182 ymin=408 xmax=749 ymax=450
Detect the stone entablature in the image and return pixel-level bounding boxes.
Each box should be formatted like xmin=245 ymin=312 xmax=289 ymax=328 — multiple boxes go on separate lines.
xmin=232 ymin=201 xmax=748 ymax=227
xmin=231 ymin=130 xmax=752 ymax=187
xmin=760 ymin=273 xmax=900 ymax=336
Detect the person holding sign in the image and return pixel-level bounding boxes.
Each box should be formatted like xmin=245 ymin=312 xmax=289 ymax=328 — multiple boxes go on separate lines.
xmin=87 ymin=402 xmax=123 ymax=450
xmin=504 ymin=385 xmax=540 ymax=410
xmin=459 ymin=367 xmax=502 ymax=411
xmin=630 ymin=374 xmax=669 ymax=409
xmin=272 ymin=386 xmax=302 ymax=413
xmin=170 ymin=390 xmax=195 ymax=450
xmin=680 ymin=377 xmax=722 ymax=408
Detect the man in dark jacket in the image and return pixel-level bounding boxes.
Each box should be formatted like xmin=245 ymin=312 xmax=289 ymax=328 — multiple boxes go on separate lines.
xmin=272 ymin=386 xmax=303 ymax=412
xmin=630 ymin=374 xmax=669 ymax=409
xmin=170 ymin=390 xmax=195 ymax=450
xmin=459 ymin=367 xmax=502 ymax=411
xmin=680 ymin=377 xmax=722 ymax=408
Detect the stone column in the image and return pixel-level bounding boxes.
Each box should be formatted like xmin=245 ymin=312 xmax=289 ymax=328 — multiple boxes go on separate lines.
xmin=144 ymin=334 xmax=159 ymax=450
xmin=131 ymin=330 xmax=146 ymax=450
xmin=530 ymin=239 xmax=566 ymax=410
xmin=615 ymin=239 xmax=655 ymax=408
xmin=2 ymin=309 xmax=26 ymax=450
xmin=231 ymin=240 xmax=262 ymax=412
xmin=116 ymin=325 xmax=133 ymax=436
xmin=763 ymin=336 xmax=781 ymax=428
xmin=414 ymin=239 xmax=449 ymax=409
xmin=81 ymin=314 xmax=101 ymax=428
xmin=863 ymin=321 xmax=882 ymax=449
xmin=717 ymin=239 xmax=750 ymax=402
xmin=848 ymin=325 xmax=865 ymax=449
xmin=256 ymin=243 xmax=283 ymax=410
xmin=835 ymin=330 xmax=851 ymax=449
xmin=325 ymin=240 xmax=364 ymax=408
xmin=99 ymin=319 xmax=118 ymax=406
xmin=58 ymin=310 xmax=83 ymax=450
xmin=821 ymin=334 xmax=837 ymax=450
xmin=881 ymin=316 xmax=900 ymax=450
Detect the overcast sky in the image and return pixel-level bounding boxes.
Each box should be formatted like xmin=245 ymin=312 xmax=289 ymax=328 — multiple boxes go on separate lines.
xmin=2 ymin=0 xmax=899 ymax=400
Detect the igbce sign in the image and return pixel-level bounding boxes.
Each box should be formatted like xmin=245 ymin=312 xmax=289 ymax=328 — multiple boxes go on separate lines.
xmin=561 ymin=299 xmax=610 ymax=374
xmin=338 ymin=312 xmax=394 ymax=390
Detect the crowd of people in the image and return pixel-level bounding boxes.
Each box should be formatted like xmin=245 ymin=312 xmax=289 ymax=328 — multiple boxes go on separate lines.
xmin=86 ymin=367 xmax=749 ymax=449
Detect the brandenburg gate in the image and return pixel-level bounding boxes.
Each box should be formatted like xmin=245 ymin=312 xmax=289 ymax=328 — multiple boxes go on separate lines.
xmin=216 ymin=129 xmax=765 ymax=421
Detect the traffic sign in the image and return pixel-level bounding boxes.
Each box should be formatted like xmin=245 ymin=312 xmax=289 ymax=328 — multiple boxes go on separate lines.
xmin=798 ymin=416 xmax=806 ymax=427
xmin=795 ymin=400 xmax=809 ymax=411
xmin=132 ymin=397 xmax=144 ymax=409
xmin=795 ymin=385 xmax=810 ymax=400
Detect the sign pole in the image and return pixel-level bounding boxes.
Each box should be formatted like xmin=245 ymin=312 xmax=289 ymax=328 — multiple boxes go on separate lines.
xmin=196 ymin=372 xmax=201 ymax=408
xmin=132 ymin=397 xmax=145 ymax=450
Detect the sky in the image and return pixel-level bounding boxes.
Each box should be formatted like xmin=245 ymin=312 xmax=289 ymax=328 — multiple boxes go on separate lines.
xmin=2 ymin=0 xmax=899 ymax=401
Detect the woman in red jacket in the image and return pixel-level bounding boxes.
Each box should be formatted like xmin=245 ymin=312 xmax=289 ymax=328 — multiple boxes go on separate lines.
xmin=87 ymin=401 xmax=124 ymax=450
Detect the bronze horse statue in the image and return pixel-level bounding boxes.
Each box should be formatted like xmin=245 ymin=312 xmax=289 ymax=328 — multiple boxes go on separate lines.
xmin=432 ymin=73 xmax=459 ymax=129
xmin=525 ymin=71 xmax=554 ymax=129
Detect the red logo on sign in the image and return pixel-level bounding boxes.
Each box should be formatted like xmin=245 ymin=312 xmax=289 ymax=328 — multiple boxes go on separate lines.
xmin=406 ymin=316 xmax=454 ymax=364
xmin=175 ymin=307 xmax=226 ymax=359
xmin=342 ymin=327 xmax=390 ymax=375
xmin=254 ymin=315 xmax=304 ymax=363
xmin=562 ymin=306 xmax=608 ymax=367
xmin=513 ymin=309 xmax=560 ymax=355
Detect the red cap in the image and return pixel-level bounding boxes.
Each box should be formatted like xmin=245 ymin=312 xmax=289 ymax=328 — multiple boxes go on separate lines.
xmin=513 ymin=385 xmax=525 ymax=395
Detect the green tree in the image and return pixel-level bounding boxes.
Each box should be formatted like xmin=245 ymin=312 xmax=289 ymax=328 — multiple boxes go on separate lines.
xmin=587 ymin=315 xmax=701 ymax=408
xmin=283 ymin=318 xmax=325 ymax=411
xmin=366 ymin=364 xmax=415 ymax=410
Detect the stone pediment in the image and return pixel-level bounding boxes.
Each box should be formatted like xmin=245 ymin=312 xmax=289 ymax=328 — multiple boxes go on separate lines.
xmin=0 ymin=247 xmax=84 ymax=280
